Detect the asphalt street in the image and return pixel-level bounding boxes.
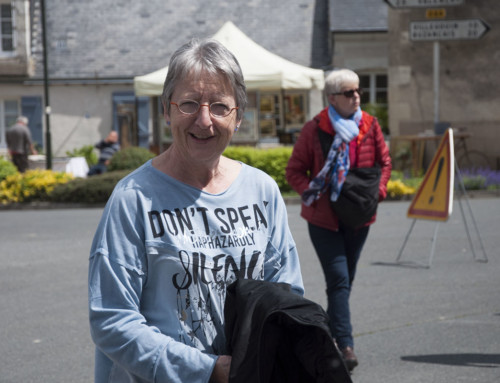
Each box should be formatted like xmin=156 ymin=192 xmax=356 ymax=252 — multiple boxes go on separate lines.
xmin=0 ymin=197 xmax=499 ymax=382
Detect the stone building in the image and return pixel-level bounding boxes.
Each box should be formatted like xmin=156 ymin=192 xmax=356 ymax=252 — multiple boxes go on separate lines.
xmin=2 ymin=0 xmax=496 ymax=170
xmin=387 ymin=0 xmax=499 ymax=170
xmin=0 ymin=0 xmax=330 ymax=156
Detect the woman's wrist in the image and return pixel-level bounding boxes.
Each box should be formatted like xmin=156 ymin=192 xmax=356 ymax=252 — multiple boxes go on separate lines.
xmin=209 ymin=355 xmax=232 ymax=383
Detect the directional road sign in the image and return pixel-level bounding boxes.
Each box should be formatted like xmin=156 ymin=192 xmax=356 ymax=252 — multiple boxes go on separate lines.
xmin=385 ymin=0 xmax=464 ymax=8
xmin=407 ymin=128 xmax=454 ymax=221
xmin=410 ymin=19 xmax=490 ymax=41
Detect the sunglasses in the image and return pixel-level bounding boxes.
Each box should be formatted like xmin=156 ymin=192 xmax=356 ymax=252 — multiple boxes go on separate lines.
xmin=332 ymin=88 xmax=363 ymax=98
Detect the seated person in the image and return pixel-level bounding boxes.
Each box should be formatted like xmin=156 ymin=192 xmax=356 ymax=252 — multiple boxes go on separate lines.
xmin=87 ymin=131 xmax=120 ymax=176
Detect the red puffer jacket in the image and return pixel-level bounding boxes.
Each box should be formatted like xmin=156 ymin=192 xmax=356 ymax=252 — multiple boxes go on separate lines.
xmin=286 ymin=108 xmax=392 ymax=231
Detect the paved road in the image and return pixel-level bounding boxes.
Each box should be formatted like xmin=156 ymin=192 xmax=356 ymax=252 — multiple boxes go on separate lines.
xmin=290 ymin=197 xmax=500 ymax=383
xmin=1 ymin=197 xmax=499 ymax=382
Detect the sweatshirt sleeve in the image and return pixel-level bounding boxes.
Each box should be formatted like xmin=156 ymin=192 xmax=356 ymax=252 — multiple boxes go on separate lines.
xmin=88 ymin=189 xmax=217 ymax=383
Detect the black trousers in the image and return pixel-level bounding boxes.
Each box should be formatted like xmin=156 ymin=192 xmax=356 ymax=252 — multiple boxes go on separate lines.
xmin=12 ymin=153 xmax=29 ymax=173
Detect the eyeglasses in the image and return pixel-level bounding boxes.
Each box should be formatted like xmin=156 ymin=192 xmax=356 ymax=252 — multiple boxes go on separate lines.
xmin=170 ymin=100 xmax=239 ymax=118
xmin=331 ymin=88 xmax=363 ymax=98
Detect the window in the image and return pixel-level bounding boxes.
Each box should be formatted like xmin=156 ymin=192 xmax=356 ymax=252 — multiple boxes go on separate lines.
xmin=0 ymin=2 xmax=14 ymax=53
xmin=259 ymin=93 xmax=280 ymax=139
xmin=359 ymin=73 xmax=389 ymax=135
xmin=359 ymin=74 xmax=387 ymax=106
xmin=284 ymin=93 xmax=307 ymax=127
xmin=0 ymin=99 xmax=19 ymax=147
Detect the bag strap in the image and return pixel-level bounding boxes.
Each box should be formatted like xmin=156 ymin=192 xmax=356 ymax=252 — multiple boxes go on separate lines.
xmin=318 ymin=128 xmax=333 ymax=159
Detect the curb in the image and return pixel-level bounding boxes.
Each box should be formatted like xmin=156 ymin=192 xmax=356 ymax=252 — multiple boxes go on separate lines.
xmin=1 ymin=190 xmax=498 ymax=211
xmin=0 ymin=201 xmax=106 ymax=210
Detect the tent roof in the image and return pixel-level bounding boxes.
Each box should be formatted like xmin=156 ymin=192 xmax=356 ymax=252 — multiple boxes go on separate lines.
xmin=134 ymin=21 xmax=325 ymax=96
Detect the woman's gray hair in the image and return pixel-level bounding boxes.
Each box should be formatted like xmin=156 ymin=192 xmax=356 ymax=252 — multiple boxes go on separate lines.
xmin=324 ymin=69 xmax=359 ymax=95
xmin=161 ymin=38 xmax=247 ymax=120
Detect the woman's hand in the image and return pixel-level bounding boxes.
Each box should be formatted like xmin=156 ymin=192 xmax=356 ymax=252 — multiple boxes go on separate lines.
xmin=210 ymin=355 xmax=232 ymax=383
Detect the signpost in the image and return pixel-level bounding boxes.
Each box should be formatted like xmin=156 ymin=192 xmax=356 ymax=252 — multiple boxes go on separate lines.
xmin=387 ymin=0 xmax=491 ymax=268
xmin=386 ymin=0 xmax=491 ymax=126
xmin=408 ymin=19 xmax=490 ymax=124
xmin=385 ymin=0 xmax=464 ymax=8
xmin=410 ymin=19 xmax=490 ymax=41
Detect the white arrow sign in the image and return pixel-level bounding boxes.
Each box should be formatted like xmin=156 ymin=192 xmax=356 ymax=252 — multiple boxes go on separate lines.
xmin=410 ymin=19 xmax=490 ymax=41
xmin=386 ymin=0 xmax=464 ymax=7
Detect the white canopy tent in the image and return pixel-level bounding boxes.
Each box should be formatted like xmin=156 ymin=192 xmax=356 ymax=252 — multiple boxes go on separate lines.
xmin=133 ymin=21 xmax=325 ymax=96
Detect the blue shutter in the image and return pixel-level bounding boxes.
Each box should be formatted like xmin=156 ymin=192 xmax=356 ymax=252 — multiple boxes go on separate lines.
xmin=112 ymin=91 xmax=133 ymax=133
xmin=21 ymin=96 xmax=43 ymax=148
xmin=112 ymin=92 xmax=150 ymax=148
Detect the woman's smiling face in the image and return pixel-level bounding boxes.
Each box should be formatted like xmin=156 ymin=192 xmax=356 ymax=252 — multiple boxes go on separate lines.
xmin=165 ymin=71 xmax=240 ymax=164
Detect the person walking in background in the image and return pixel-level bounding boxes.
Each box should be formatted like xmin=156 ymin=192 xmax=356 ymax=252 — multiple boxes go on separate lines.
xmin=286 ymin=68 xmax=392 ymax=372
xmin=87 ymin=130 xmax=120 ymax=176
xmin=6 ymin=115 xmax=38 ymax=173
xmin=88 ymin=39 xmax=304 ymax=383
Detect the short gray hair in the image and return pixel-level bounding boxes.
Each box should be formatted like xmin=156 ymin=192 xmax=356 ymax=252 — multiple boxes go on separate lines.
xmin=161 ymin=38 xmax=247 ymax=120
xmin=17 ymin=115 xmax=29 ymax=125
xmin=324 ymin=69 xmax=359 ymax=95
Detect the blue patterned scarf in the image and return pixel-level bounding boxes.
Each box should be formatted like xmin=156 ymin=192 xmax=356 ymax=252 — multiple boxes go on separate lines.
xmin=302 ymin=105 xmax=362 ymax=206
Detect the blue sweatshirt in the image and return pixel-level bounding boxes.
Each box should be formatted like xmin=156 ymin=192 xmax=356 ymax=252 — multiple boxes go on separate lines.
xmin=88 ymin=160 xmax=304 ymax=382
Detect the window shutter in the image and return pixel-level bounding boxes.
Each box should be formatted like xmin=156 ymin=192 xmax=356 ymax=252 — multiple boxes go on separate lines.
xmin=21 ymin=96 xmax=43 ymax=148
xmin=112 ymin=92 xmax=150 ymax=148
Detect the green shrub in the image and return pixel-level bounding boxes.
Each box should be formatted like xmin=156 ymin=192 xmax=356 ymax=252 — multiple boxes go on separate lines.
xmin=386 ymin=179 xmax=416 ymax=199
xmin=364 ymin=103 xmax=389 ymax=135
xmin=48 ymin=147 xmax=154 ymax=205
xmin=224 ymin=146 xmax=293 ymax=192
xmin=390 ymin=171 xmax=423 ymax=189
xmin=0 ymin=169 xmax=73 ymax=204
xmin=108 ymin=147 xmax=156 ymax=171
xmin=48 ymin=170 xmax=131 ymax=204
xmin=0 ymin=156 xmax=18 ymax=182
xmin=461 ymin=175 xmax=486 ymax=190
xmin=66 ymin=145 xmax=98 ymax=167
xmin=386 ymin=171 xmax=422 ymax=200
xmin=223 ymin=146 xmax=259 ymax=165
xmin=252 ymin=148 xmax=294 ymax=193
xmin=50 ymin=146 xmax=294 ymax=204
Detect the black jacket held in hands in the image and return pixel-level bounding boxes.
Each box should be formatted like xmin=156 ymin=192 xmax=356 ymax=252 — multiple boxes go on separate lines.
xmin=224 ymin=279 xmax=352 ymax=383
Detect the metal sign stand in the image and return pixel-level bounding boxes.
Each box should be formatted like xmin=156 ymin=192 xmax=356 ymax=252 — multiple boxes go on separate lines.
xmin=395 ymin=160 xmax=489 ymax=268
xmin=395 ymin=219 xmax=440 ymax=269
xmin=388 ymin=0 xmax=491 ymax=268
xmin=453 ymin=160 xmax=489 ymax=264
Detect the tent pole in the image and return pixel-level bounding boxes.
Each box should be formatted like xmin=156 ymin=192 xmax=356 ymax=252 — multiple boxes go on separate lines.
xmin=281 ymin=88 xmax=286 ymax=133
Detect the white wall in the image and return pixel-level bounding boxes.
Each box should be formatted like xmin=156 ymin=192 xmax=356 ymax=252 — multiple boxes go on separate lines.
xmin=332 ymin=32 xmax=388 ymax=71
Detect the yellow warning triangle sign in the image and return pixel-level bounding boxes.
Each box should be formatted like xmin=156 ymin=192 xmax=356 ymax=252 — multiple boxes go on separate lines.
xmin=407 ymin=128 xmax=455 ymax=221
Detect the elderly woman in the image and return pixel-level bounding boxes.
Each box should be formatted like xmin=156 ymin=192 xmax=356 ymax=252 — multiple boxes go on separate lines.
xmin=286 ymin=69 xmax=391 ymax=371
xmin=88 ymin=39 xmax=304 ymax=383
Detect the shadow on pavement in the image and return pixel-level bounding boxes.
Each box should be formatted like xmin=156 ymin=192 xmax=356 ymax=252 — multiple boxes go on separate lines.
xmin=401 ymin=353 xmax=500 ymax=368
xmin=371 ymin=261 xmax=430 ymax=269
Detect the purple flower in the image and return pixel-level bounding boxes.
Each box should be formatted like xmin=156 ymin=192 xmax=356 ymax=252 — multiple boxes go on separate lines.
xmin=458 ymin=167 xmax=500 ymax=190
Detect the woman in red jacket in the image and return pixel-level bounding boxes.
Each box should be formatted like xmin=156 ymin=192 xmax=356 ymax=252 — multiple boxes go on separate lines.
xmin=286 ymin=69 xmax=391 ymax=372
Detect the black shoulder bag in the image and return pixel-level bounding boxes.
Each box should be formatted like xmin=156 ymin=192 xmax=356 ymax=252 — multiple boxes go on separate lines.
xmin=318 ymin=128 xmax=381 ymax=229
